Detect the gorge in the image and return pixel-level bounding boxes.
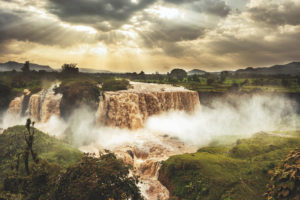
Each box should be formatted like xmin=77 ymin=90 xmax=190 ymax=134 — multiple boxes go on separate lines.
xmin=3 ymin=82 xmax=201 ymax=199
xmin=1 ymin=81 xmax=299 ymax=200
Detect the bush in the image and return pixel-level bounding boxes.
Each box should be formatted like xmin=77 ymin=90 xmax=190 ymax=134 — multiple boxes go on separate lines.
xmin=55 ymin=153 xmax=143 ymax=200
xmin=102 ymin=79 xmax=130 ymax=91
xmin=55 ymin=81 xmax=100 ymax=119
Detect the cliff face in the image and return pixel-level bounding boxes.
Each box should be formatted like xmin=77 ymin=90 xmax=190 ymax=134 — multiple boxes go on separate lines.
xmin=97 ymin=82 xmax=200 ymax=129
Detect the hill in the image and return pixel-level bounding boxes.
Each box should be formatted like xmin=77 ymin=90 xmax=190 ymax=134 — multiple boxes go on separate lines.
xmin=159 ymin=131 xmax=300 ymax=200
xmin=188 ymin=69 xmax=206 ymax=75
xmin=0 ymin=61 xmax=54 ymax=72
xmin=0 ymin=125 xmax=82 ymax=180
xmin=236 ymin=62 xmax=300 ymax=76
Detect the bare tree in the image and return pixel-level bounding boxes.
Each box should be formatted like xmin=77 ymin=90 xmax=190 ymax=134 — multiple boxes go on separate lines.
xmin=23 ymin=118 xmax=38 ymax=175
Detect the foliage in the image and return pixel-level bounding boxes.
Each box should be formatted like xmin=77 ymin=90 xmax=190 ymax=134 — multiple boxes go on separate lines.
xmin=21 ymin=61 xmax=30 ymax=73
xmin=0 ymin=126 xmax=82 ymax=181
xmin=54 ymin=80 xmax=100 ymax=119
xmin=0 ymin=82 xmax=13 ymax=110
xmin=61 ymin=64 xmax=79 ymax=74
xmin=170 ymin=68 xmax=187 ymax=81
xmin=102 ymin=79 xmax=130 ymax=91
xmin=159 ymin=131 xmax=300 ymax=200
xmin=0 ymin=126 xmax=142 ymax=200
xmin=265 ymin=149 xmax=300 ymax=200
xmin=55 ymin=153 xmax=143 ymax=200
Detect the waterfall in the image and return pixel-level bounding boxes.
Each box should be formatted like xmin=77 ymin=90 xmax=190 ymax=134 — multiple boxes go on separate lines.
xmin=7 ymin=86 xmax=62 ymax=123
xmin=96 ymin=82 xmax=200 ymax=129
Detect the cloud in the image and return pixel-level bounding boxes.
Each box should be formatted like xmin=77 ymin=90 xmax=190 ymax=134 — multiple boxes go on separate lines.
xmin=164 ymin=0 xmax=231 ymax=17
xmin=248 ymin=0 xmax=300 ymax=26
xmin=0 ymin=9 xmax=97 ymax=50
xmin=46 ymin=0 xmax=157 ymax=31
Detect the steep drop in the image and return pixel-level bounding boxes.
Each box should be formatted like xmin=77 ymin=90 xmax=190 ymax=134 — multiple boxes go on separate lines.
xmin=7 ymin=86 xmax=62 ymax=123
xmin=97 ymin=82 xmax=200 ymax=129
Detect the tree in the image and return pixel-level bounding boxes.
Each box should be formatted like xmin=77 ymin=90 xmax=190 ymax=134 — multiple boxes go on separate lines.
xmin=207 ymin=78 xmax=215 ymax=85
xmin=219 ymin=71 xmax=229 ymax=83
xmin=55 ymin=152 xmax=143 ymax=200
xmin=23 ymin=118 xmax=39 ymax=175
xmin=170 ymin=68 xmax=187 ymax=81
xmin=61 ymin=64 xmax=79 ymax=74
xmin=21 ymin=61 xmax=30 ymax=73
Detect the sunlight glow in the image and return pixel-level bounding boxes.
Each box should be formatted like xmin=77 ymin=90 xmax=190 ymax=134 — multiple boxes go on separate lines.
xmin=61 ymin=23 xmax=97 ymax=34
xmin=90 ymin=43 xmax=108 ymax=56
xmin=146 ymin=7 xmax=185 ymax=19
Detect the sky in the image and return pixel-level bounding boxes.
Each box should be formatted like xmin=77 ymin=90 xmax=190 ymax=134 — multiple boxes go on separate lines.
xmin=0 ymin=0 xmax=300 ymax=72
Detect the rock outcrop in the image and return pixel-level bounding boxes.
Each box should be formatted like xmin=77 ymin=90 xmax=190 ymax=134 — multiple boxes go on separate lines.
xmin=97 ymin=82 xmax=200 ymax=129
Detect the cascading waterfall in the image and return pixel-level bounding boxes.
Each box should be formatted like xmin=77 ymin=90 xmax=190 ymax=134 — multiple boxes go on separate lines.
xmin=96 ymin=82 xmax=200 ymax=129
xmin=6 ymin=81 xmax=201 ymax=200
xmin=7 ymin=85 xmax=62 ymax=123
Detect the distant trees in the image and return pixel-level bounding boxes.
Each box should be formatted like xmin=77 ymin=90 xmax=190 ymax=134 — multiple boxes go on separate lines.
xmin=61 ymin=63 xmax=79 ymax=74
xmin=170 ymin=68 xmax=187 ymax=81
xmin=21 ymin=61 xmax=30 ymax=73
xmin=219 ymin=71 xmax=229 ymax=83
xmin=281 ymin=79 xmax=291 ymax=87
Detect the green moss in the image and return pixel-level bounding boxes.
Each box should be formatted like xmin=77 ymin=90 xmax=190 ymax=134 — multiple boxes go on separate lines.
xmin=159 ymin=131 xmax=300 ymax=200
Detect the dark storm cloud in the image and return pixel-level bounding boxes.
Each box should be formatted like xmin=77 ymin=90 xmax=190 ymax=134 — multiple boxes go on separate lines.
xmin=138 ymin=15 xmax=206 ymax=57
xmin=249 ymin=1 xmax=300 ymax=26
xmin=207 ymin=28 xmax=300 ymax=68
xmin=165 ymin=0 xmax=231 ymax=17
xmin=46 ymin=0 xmax=156 ymax=31
xmin=0 ymin=8 xmax=96 ymax=53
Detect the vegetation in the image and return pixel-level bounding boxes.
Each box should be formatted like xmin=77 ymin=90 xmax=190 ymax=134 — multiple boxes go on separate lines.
xmin=0 ymin=65 xmax=131 ymax=111
xmin=0 ymin=125 xmax=82 ymax=180
xmin=102 ymin=79 xmax=130 ymax=91
xmin=55 ymin=153 xmax=143 ymax=200
xmin=0 ymin=126 xmax=142 ymax=200
xmin=54 ymin=80 xmax=100 ymax=119
xmin=159 ymin=131 xmax=300 ymax=200
xmin=265 ymin=149 xmax=300 ymax=200
xmin=61 ymin=64 xmax=79 ymax=74
xmin=21 ymin=61 xmax=30 ymax=73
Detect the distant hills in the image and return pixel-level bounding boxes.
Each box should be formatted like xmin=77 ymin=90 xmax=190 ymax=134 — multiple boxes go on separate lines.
xmin=235 ymin=62 xmax=300 ymax=76
xmin=188 ymin=69 xmax=206 ymax=75
xmin=79 ymin=68 xmax=111 ymax=74
xmin=1 ymin=61 xmax=300 ymax=75
xmin=0 ymin=61 xmax=113 ymax=73
xmin=0 ymin=61 xmax=53 ymax=72
xmin=188 ymin=62 xmax=300 ymax=76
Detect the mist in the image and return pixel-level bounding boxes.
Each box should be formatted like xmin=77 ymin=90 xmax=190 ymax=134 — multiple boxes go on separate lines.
xmin=145 ymin=94 xmax=299 ymax=146
xmin=1 ymin=94 xmax=299 ymax=150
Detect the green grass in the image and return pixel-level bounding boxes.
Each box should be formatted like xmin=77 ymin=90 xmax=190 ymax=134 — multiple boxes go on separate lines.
xmin=133 ymin=76 xmax=300 ymax=93
xmin=159 ymin=131 xmax=300 ymax=200
xmin=0 ymin=126 xmax=82 ymax=180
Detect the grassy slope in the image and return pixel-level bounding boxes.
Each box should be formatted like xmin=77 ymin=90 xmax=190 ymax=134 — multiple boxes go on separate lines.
xmin=159 ymin=131 xmax=300 ymax=200
xmin=0 ymin=126 xmax=82 ymax=180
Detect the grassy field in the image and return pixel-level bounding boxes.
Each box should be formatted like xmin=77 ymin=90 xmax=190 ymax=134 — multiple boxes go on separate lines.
xmin=133 ymin=77 xmax=300 ymax=93
xmin=159 ymin=131 xmax=300 ymax=200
